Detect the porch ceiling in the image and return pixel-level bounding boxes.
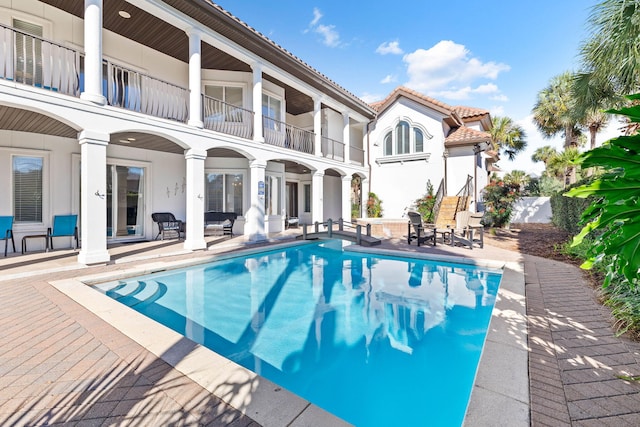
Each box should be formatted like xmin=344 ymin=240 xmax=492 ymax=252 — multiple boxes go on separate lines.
xmin=110 ymin=132 xmax=184 ymax=154
xmin=0 ymin=105 xmax=78 ymax=138
xmin=39 ymin=0 xmax=317 ymax=116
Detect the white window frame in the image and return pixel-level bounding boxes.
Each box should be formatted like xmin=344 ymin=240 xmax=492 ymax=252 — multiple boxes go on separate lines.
xmin=204 ymin=169 xmax=246 ymax=216
xmin=377 ymin=118 xmax=433 ymax=164
xmin=2 ymin=147 xmax=51 ymax=233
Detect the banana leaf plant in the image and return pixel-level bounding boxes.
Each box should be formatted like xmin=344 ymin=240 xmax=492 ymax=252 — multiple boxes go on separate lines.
xmin=566 ymin=94 xmax=640 ymax=286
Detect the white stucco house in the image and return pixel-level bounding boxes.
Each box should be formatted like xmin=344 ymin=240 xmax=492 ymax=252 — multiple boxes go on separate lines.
xmin=0 ymin=2 xmax=499 ymax=265
xmin=368 ymin=87 xmax=498 ymax=218
xmin=0 ymin=0 xmax=376 ymax=264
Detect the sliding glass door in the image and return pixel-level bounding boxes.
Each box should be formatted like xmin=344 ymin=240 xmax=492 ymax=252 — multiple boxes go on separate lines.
xmin=106 ymin=165 xmax=145 ymax=239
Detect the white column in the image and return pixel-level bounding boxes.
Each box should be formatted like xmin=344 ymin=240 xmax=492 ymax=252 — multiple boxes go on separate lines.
xmin=313 ymin=97 xmax=322 ymax=156
xmin=78 ymin=130 xmax=110 ymax=264
xmin=312 ymin=171 xmax=324 ymax=225
xmin=80 ymin=0 xmax=106 ymax=105
xmin=341 ymin=175 xmax=352 ymax=221
xmin=246 ymin=159 xmax=267 ymax=241
xmin=187 ymin=29 xmax=203 ymax=128
xmin=184 ymin=149 xmax=207 ymax=251
xmin=361 ymin=177 xmax=369 ymax=219
xmin=342 ymin=112 xmax=350 ymax=164
xmin=252 ymin=63 xmax=264 ymax=143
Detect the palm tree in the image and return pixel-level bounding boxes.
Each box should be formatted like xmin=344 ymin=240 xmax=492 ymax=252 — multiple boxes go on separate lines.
xmin=546 ymin=147 xmax=582 ymax=187
xmin=579 ymin=0 xmax=640 ymax=98
xmin=532 ymin=72 xmax=581 ymax=150
xmin=489 ymin=116 xmax=527 ymax=161
xmin=573 ymin=0 xmax=640 ymax=133
xmin=531 ymin=145 xmax=559 ymax=175
xmin=504 ymin=170 xmax=530 ymax=190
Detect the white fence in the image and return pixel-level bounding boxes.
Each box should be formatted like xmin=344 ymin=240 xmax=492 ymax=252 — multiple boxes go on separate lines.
xmin=510 ymin=197 xmax=552 ymax=223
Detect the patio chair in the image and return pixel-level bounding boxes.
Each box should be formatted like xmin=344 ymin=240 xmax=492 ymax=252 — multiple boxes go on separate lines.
xmin=450 ymin=211 xmax=484 ymax=249
xmin=407 ymin=211 xmax=436 ymax=247
xmin=0 ymin=216 xmax=16 ymax=257
xmin=47 ymin=214 xmax=79 ymax=250
xmin=151 ymin=212 xmax=184 ymax=240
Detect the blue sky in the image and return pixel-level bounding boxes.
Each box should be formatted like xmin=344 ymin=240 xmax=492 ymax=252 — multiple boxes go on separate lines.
xmin=214 ymin=0 xmax=620 ymax=174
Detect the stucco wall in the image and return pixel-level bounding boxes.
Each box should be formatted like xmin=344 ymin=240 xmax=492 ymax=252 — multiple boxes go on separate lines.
xmin=510 ymin=197 xmax=552 ymax=223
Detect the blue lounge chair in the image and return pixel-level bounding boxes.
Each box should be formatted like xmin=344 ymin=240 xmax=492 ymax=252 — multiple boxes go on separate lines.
xmin=0 ymin=216 xmax=16 ymax=256
xmin=47 ymin=214 xmax=78 ymax=250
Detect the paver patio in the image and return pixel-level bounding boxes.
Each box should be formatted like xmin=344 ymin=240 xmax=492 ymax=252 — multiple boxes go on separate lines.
xmin=1 ymin=234 xmax=639 ymax=425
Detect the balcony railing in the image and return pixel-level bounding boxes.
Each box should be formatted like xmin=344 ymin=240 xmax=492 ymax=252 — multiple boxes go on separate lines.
xmin=0 ymin=24 xmax=81 ymax=96
xmin=263 ymin=116 xmax=314 ymax=154
xmin=105 ymin=61 xmax=189 ymax=122
xmin=202 ymin=94 xmax=253 ymax=139
xmin=321 ymin=136 xmax=345 ymax=161
xmin=350 ymin=146 xmax=365 ymax=166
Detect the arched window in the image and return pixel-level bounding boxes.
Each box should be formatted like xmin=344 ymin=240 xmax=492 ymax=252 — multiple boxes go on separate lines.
xmin=383 ymin=131 xmax=393 ymax=156
xmin=396 ymin=121 xmax=410 ymax=154
xmin=414 ymin=129 xmax=424 ymax=152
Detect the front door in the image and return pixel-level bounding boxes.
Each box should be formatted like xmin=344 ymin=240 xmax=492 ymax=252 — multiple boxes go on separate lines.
xmin=106 ymin=165 xmax=145 ymax=239
xmin=286 ymin=181 xmax=298 ymax=218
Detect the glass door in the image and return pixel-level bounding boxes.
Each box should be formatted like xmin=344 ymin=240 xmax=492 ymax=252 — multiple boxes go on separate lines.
xmin=106 ymin=165 xmax=145 ymax=239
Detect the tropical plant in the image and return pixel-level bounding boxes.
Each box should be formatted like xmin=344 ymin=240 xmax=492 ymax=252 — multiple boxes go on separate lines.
xmin=481 ymin=178 xmax=521 ymax=228
xmin=504 ymin=170 xmax=530 ymax=190
xmin=532 ymin=72 xmax=583 ymax=151
xmin=531 ymin=145 xmax=558 ymax=170
xmin=366 ymin=192 xmax=383 ymax=218
xmin=489 ymin=116 xmax=527 ymax=160
xmin=576 ymin=1 xmax=640 ymax=107
xmin=414 ymin=180 xmax=436 ymax=223
xmin=566 ymin=95 xmax=640 ymax=286
xmin=546 ymin=147 xmax=582 ymax=186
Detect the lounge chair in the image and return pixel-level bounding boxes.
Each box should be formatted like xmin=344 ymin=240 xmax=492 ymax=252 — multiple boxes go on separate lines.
xmin=0 ymin=216 xmax=16 ymax=256
xmin=450 ymin=211 xmax=484 ymax=249
xmin=47 ymin=214 xmax=79 ymax=250
xmin=151 ymin=212 xmax=184 ymax=240
xmin=407 ymin=211 xmax=436 ymax=247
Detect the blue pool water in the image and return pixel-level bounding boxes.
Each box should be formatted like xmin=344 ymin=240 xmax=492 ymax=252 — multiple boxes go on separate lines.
xmin=95 ymin=240 xmax=502 ymax=426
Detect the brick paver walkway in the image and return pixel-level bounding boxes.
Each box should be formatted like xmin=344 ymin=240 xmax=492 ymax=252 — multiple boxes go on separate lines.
xmin=2 ymin=240 xmax=640 ymax=425
xmin=525 ymin=255 xmax=640 ymax=427
xmin=0 ymin=266 xmax=258 ymax=426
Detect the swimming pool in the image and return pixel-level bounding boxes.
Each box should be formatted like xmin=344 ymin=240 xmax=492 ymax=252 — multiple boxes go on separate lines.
xmin=95 ymin=240 xmax=502 ymax=426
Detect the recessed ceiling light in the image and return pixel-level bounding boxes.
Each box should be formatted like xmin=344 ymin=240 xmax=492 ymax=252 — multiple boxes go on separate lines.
xmin=118 ymin=10 xmax=131 ymax=19
xmin=118 ymin=139 xmax=130 ymax=144
xmin=127 ymin=137 xmax=136 ymax=141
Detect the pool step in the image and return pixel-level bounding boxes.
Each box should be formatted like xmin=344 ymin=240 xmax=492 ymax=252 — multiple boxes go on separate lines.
xmin=95 ymin=279 xmax=166 ymax=307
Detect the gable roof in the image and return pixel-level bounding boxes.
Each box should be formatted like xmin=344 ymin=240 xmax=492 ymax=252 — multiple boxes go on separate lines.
xmin=370 ymin=86 xmax=458 ymax=120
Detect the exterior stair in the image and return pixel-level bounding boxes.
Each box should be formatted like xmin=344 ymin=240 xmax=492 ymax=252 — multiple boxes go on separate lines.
xmin=434 ymin=196 xmax=470 ymax=228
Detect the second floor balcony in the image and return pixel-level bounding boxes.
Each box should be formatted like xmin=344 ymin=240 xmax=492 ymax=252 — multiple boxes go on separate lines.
xmin=0 ymin=22 xmax=367 ymax=165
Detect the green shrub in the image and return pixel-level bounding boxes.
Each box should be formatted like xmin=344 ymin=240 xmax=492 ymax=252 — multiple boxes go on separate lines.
xmin=414 ymin=180 xmax=436 ymax=223
xmin=366 ymin=192 xmax=383 ymax=218
xmin=482 ymin=178 xmax=520 ymax=228
xmin=550 ymin=192 xmax=592 ymax=234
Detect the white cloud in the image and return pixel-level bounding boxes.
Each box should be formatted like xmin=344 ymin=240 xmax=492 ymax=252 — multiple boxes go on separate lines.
xmin=490 ymin=105 xmax=505 ymax=116
xmin=490 ymin=94 xmax=509 ymax=102
xmin=310 ymin=7 xmax=322 ymax=26
xmin=376 ymin=41 xmax=403 ymax=55
xmin=380 ymin=74 xmax=397 ymax=84
xmin=431 ymin=83 xmax=500 ymax=100
xmin=305 ymin=8 xmax=341 ymax=47
xmin=402 ymin=40 xmax=510 ymax=100
xmin=315 ymin=24 xmax=340 ymax=47
xmin=360 ymin=92 xmax=385 ymax=104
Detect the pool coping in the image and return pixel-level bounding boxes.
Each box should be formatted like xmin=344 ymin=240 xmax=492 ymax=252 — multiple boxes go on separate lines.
xmin=50 ymin=240 xmax=528 ymax=427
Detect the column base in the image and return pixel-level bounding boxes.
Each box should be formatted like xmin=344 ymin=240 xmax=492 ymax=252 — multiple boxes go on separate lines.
xmin=78 ymin=249 xmax=110 ymax=265
xmin=246 ymin=233 xmax=267 ymax=242
xmin=188 ymin=119 xmax=204 ymax=128
xmin=184 ymin=238 xmax=207 ymax=251
xmin=80 ymin=92 xmax=107 ymax=105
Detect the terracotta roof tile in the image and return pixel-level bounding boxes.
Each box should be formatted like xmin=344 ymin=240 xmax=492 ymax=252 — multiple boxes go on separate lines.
xmin=370 ymin=86 xmax=454 ymax=115
xmin=453 ymin=105 xmax=490 ymax=119
xmin=445 ymin=126 xmax=491 ymax=147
